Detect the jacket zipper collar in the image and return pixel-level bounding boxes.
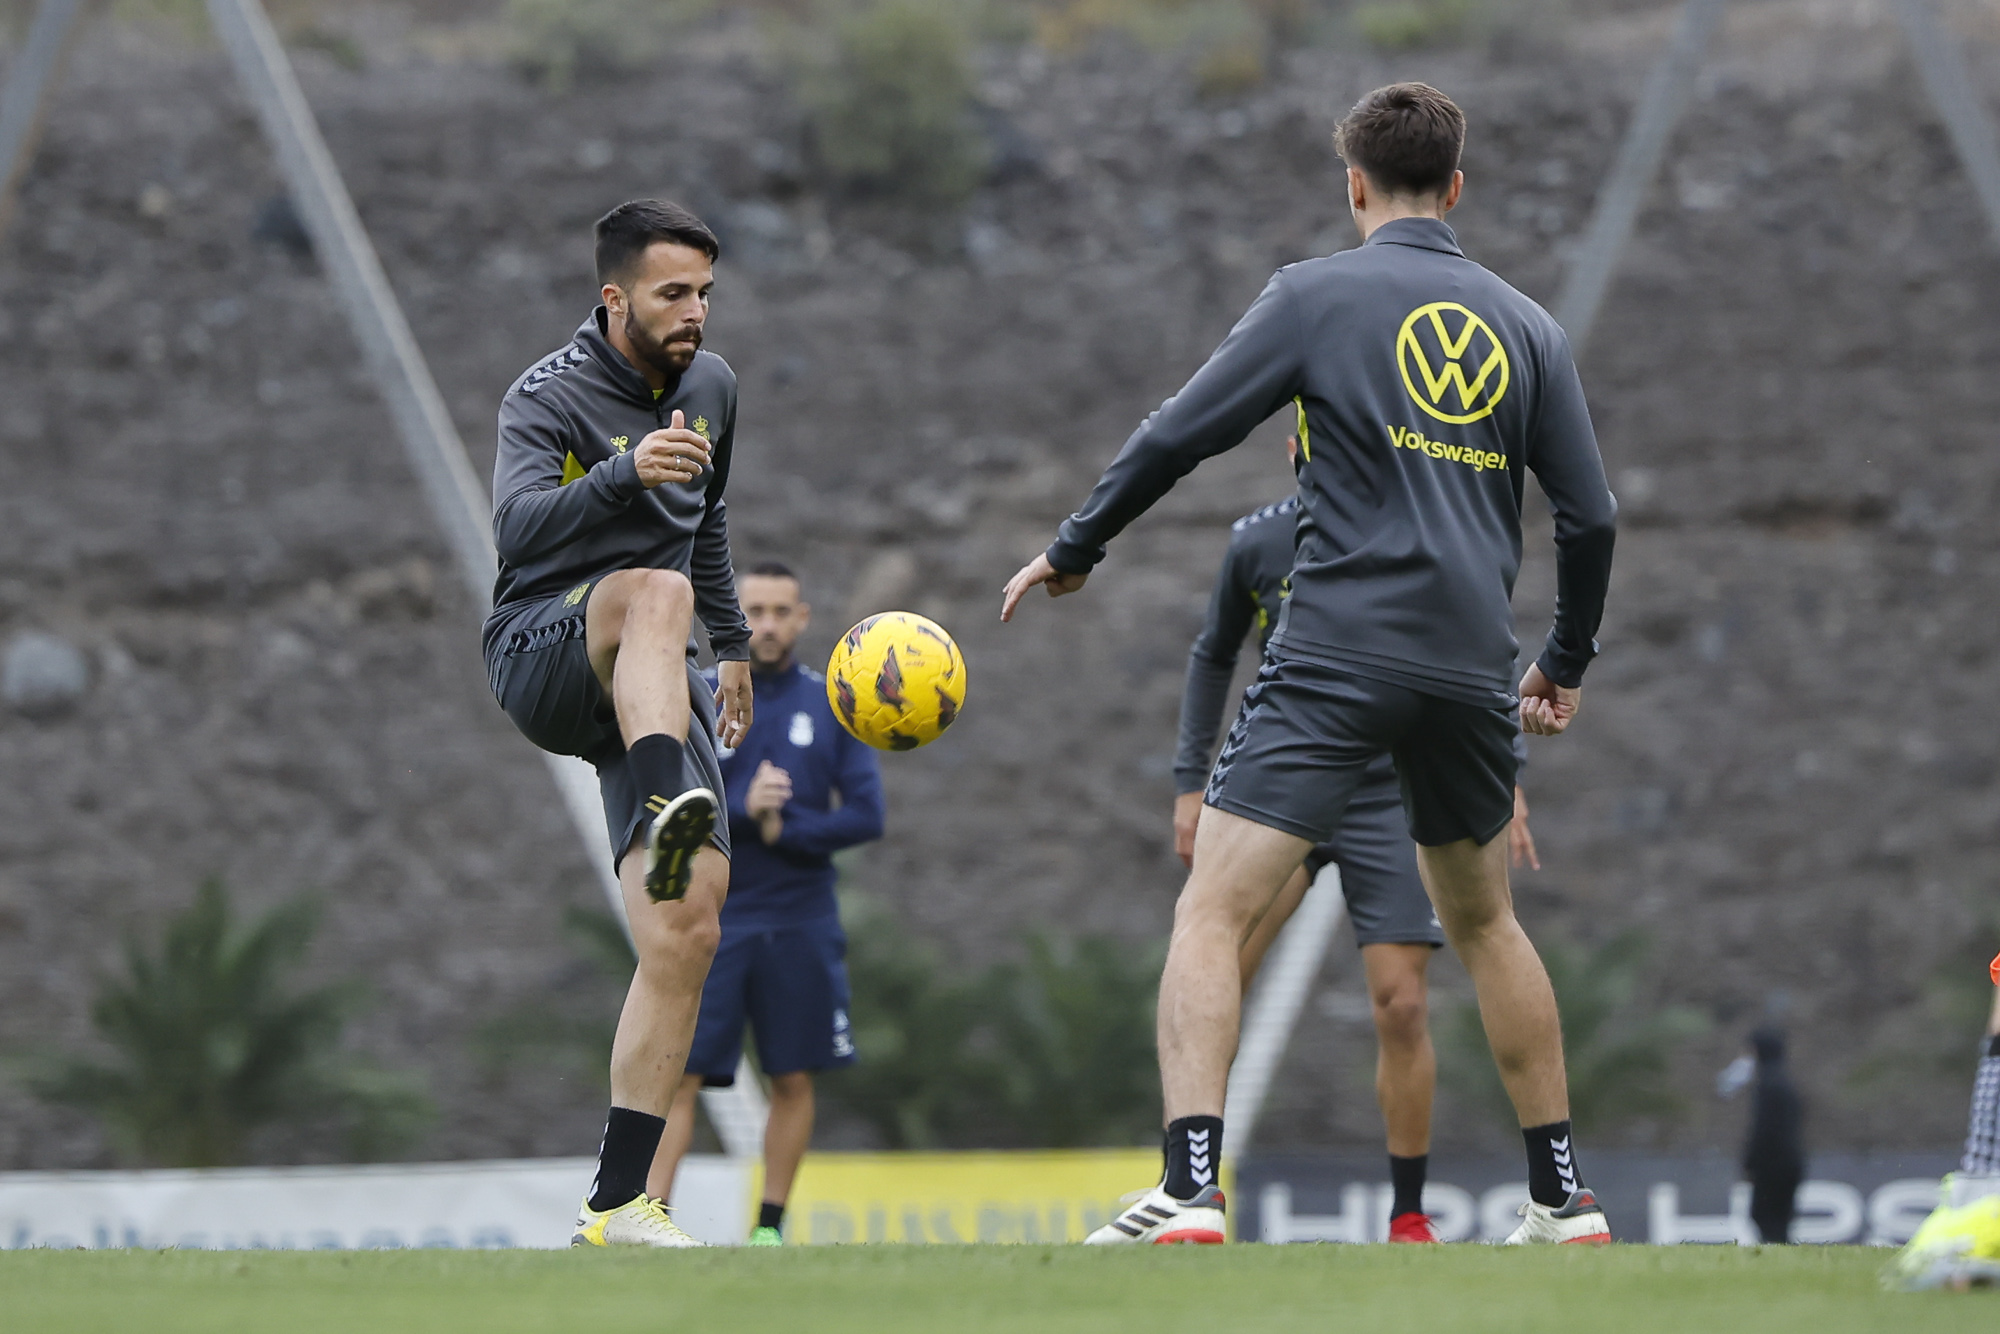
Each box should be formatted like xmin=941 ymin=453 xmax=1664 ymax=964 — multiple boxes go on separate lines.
xmin=579 ymin=306 xmax=681 ymax=412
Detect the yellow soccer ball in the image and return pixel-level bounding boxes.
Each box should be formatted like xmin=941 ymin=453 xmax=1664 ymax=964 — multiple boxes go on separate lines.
xmin=826 ymin=612 xmax=967 ymax=751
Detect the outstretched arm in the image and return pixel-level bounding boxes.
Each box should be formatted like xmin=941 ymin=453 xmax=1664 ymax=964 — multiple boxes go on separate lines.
xmin=1001 ymin=272 xmax=1305 ymax=620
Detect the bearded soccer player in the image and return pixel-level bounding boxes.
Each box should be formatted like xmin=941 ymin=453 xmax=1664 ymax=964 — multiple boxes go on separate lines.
xmin=1176 ymin=438 xmax=1541 ymax=1243
xmin=1003 ymin=84 xmax=1617 ymax=1245
xmin=484 ymin=200 xmax=753 ymax=1248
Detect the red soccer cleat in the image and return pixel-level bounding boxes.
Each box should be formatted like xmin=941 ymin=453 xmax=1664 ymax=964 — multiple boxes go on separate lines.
xmin=1388 ymin=1211 xmax=1440 ymax=1243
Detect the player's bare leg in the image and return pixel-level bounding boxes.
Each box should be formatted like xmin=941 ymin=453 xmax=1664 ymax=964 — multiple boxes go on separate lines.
xmin=1417 ymin=834 xmax=1607 ymax=1242
xmin=760 ymin=1073 xmax=816 ymax=1216
xmin=647 ymin=1071 xmax=706 ymax=1203
xmin=587 ymin=567 xmax=695 ymax=745
xmin=1087 ymin=808 xmax=1309 ymax=1244
xmin=586 ymin=568 xmax=719 ymax=903
xmin=1364 ymin=943 xmax=1435 ymax=1158
xmin=573 ymin=841 xmax=726 ymax=1248
xmin=612 ymin=842 xmax=727 ymax=1117
xmin=1160 ymin=807 xmax=1314 ymax=1119
xmin=1364 ymin=942 xmax=1438 ymax=1240
xmin=1236 ymin=865 xmax=1311 ymax=994
xmin=1414 ymin=836 xmax=1563 ymax=1125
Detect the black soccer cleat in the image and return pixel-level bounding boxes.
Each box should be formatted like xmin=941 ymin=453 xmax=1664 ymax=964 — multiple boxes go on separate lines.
xmin=641 ymin=788 xmax=716 ymax=903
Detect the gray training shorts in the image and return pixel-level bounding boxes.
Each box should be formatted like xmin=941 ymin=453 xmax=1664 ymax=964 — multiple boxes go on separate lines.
xmin=1302 ymin=764 xmax=1444 ymax=949
xmin=1207 ymin=654 xmax=1519 ymax=850
xmin=485 ymin=578 xmax=730 ymax=868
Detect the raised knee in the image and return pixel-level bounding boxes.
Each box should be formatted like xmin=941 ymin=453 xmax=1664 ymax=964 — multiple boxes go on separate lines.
xmin=635 ymin=567 xmax=693 ymax=608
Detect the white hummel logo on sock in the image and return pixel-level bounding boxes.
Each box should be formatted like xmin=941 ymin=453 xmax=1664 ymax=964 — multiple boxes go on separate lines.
xmin=1187 ymin=1128 xmax=1214 ymax=1186
xmin=1551 ymin=1136 xmax=1577 ymax=1192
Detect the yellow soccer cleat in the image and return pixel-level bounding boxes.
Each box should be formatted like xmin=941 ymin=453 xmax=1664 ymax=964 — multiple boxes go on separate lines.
xmin=571 ymin=1194 xmax=706 ymax=1249
xmin=1887 ymin=1189 xmax=2000 ymax=1290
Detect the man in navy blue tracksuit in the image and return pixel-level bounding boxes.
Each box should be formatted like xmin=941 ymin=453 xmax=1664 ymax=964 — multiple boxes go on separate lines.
xmin=649 ymin=562 xmax=884 ymax=1243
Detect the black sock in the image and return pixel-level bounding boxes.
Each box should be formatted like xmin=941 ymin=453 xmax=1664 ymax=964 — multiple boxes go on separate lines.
xmin=758 ymin=1201 xmax=785 ymax=1231
xmin=1522 ymin=1120 xmax=1582 ymax=1207
xmin=1988 ymin=1033 xmax=2000 ymax=1059
xmin=587 ymin=1107 xmax=666 ymax=1212
xmin=625 ymin=733 xmax=690 ymax=817
xmin=1161 ymin=1115 xmax=1223 ymax=1200
xmin=1389 ymin=1154 xmax=1428 ymax=1218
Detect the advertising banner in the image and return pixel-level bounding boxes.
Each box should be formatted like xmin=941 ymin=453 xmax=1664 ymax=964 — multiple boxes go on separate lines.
xmin=0 ymin=1155 xmax=749 ymax=1250
xmin=1234 ymin=1150 xmax=1958 ymax=1245
xmin=783 ymin=1149 xmax=1167 ymax=1245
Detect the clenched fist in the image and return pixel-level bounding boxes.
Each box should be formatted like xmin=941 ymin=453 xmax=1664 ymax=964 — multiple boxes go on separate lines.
xmin=634 ymin=409 xmax=712 ymax=489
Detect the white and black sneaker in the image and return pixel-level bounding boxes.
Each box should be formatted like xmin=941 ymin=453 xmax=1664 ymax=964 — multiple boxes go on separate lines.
xmin=642 ymin=788 xmax=717 ymax=903
xmin=1084 ymin=1184 xmax=1227 ymax=1245
xmin=1502 ymin=1189 xmax=1612 ymax=1245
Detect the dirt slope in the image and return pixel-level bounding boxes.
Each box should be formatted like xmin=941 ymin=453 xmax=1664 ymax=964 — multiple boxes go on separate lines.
xmin=0 ymin=1 xmax=1995 ymax=1165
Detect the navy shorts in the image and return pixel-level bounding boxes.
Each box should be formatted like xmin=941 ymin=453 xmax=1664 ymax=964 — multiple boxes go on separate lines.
xmin=1302 ymin=764 xmax=1443 ymax=949
xmin=1208 ymin=656 xmax=1519 ymax=849
xmin=484 ymin=578 xmax=728 ymax=866
xmin=687 ymin=918 xmax=856 ymax=1084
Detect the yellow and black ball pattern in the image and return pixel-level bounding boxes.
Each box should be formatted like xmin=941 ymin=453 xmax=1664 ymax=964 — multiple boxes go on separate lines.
xmin=825 ymin=611 xmax=967 ymax=751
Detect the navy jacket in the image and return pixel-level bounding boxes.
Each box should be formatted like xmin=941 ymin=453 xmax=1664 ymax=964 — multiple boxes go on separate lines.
xmin=705 ymin=660 xmax=884 ymax=929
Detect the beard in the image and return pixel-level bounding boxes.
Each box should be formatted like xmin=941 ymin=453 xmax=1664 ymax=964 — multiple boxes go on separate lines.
xmin=749 ymin=638 xmax=792 ymax=670
xmin=622 ymin=307 xmax=703 ymax=376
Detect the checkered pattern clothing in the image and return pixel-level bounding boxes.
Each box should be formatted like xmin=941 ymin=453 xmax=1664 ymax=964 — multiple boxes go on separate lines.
xmin=1962 ymin=1044 xmax=2000 ymax=1175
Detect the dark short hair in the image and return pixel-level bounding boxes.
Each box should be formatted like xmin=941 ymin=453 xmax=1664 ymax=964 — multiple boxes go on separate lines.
xmin=593 ymin=199 xmax=719 ymax=287
xmin=1332 ymin=83 xmax=1465 ymax=197
xmin=744 ymin=560 xmax=799 ymax=583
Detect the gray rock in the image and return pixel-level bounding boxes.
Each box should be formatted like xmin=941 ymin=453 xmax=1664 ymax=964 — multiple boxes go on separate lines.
xmin=3 ymin=632 xmax=89 ymax=718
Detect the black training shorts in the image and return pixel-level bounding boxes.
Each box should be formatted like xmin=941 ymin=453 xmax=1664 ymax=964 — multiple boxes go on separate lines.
xmin=1206 ymin=656 xmax=1518 ymax=849
xmin=485 ymin=578 xmax=729 ymax=867
xmin=1302 ymin=765 xmax=1444 ymax=949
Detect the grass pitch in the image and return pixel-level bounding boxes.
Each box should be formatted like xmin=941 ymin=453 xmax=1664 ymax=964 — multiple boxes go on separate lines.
xmin=5 ymin=1244 xmax=1990 ymax=1333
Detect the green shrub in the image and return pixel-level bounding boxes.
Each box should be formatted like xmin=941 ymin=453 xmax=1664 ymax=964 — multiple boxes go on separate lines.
xmin=24 ymin=880 xmax=430 ymax=1167
xmin=823 ymin=895 xmax=1163 ymax=1148
xmin=796 ymin=1 xmax=989 ymax=206
xmin=1353 ymin=0 xmax=1472 ymax=51
xmin=471 ymin=905 xmax=635 ymax=1095
xmin=503 ymin=0 xmax=718 ymax=90
xmin=819 ymin=895 xmax=993 ymax=1147
xmin=1440 ymin=929 xmax=1706 ymax=1139
xmin=981 ymin=933 xmax=1163 ymax=1147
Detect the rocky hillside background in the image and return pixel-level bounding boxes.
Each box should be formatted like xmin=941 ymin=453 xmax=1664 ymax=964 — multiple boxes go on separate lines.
xmin=1 ymin=0 xmax=1997 ymax=1167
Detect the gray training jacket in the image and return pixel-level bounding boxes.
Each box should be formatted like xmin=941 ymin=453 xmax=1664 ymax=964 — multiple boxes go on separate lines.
xmin=482 ymin=308 xmax=750 ymax=663
xmin=1174 ymin=493 xmax=1527 ymax=796
xmin=1047 ymin=218 xmax=1617 ymax=709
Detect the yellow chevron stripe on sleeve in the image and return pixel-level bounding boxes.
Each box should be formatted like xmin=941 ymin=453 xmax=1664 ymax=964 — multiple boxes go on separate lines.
xmin=559 ymin=451 xmax=586 ymax=486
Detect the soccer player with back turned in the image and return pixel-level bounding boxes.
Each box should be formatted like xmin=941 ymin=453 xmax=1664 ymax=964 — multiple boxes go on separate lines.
xmin=1176 ymin=434 xmax=1543 ymax=1242
xmin=1003 ymin=85 xmax=1618 ymax=1244
xmin=484 ymin=200 xmax=753 ymax=1248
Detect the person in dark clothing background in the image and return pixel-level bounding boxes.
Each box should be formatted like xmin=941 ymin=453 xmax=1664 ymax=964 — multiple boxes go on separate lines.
xmin=1743 ymin=1026 xmax=1806 ymax=1244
